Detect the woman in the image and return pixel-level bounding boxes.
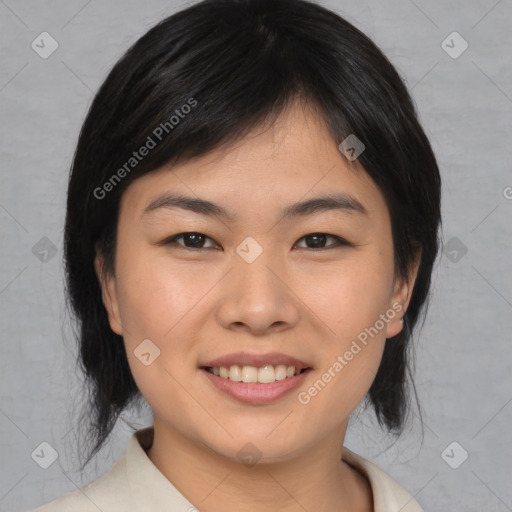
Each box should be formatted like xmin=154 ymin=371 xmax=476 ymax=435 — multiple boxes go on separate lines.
xmin=30 ymin=0 xmax=441 ymax=510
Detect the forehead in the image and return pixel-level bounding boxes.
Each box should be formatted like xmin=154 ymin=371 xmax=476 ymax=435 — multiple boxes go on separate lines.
xmin=119 ymin=102 xmax=389 ymax=227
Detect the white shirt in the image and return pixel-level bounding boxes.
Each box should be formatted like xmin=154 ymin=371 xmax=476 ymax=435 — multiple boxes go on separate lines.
xmin=29 ymin=426 xmax=423 ymax=512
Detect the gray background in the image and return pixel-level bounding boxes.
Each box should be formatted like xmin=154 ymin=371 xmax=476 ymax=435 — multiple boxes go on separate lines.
xmin=1 ymin=0 xmax=511 ymax=511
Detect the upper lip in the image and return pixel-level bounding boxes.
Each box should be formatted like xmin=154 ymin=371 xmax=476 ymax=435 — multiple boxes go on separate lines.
xmin=200 ymin=352 xmax=312 ymax=370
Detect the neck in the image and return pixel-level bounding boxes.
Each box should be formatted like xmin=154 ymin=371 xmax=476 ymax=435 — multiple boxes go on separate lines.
xmin=145 ymin=420 xmax=373 ymax=512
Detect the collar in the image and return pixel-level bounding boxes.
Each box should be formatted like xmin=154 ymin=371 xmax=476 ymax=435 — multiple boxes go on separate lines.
xmin=125 ymin=426 xmax=423 ymax=512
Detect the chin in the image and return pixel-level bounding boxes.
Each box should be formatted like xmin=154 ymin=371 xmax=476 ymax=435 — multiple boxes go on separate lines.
xmin=208 ymin=428 xmax=306 ymax=464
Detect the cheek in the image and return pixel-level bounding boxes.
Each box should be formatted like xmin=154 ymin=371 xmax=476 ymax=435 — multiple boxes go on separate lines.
xmin=113 ymin=246 xmax=219 ymax=394
xmin=296 ymin=257 xmax=392 ymax=414
xmin=307 ymin=255 xmax=394 ymax=338
xmin=114 ymin=247 xmax=210 ymax=340
xmin=114 ymin=253 xmax=203 ymax=410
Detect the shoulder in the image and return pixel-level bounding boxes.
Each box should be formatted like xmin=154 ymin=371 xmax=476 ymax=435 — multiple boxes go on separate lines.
xmin=26 ymin=455 xmax=129 ymax=512
xmin=26 ymin=426 xmax=194 ymax=512
xmin=342 ymin=447 xmax=424 ymax=512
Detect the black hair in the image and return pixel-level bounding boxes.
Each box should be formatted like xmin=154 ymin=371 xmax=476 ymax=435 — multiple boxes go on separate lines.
xmin=63 ymin=0 xmax=441 ymax=470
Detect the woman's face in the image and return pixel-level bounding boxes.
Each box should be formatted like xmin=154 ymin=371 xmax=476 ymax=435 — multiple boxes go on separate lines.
xmin=97 ymin=102 xmax=414 ymax=463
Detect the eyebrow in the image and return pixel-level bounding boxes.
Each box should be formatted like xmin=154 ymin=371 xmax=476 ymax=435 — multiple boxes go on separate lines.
xmin=141 ymin=192 xmax=368 ymax=223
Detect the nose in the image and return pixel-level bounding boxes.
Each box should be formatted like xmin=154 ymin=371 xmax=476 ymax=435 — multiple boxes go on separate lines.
xmin=215 ymin=251 xmax=300 ymax=336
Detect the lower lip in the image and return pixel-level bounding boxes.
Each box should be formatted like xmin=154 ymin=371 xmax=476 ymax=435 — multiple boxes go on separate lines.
xmin=201 ymin=368 xmax=312 ymax=404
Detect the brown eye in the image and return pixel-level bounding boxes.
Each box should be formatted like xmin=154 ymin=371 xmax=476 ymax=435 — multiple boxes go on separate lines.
xmin=159 ymin=232 xmax=351 ymax=251
xmin=294 ymin=233 xmax=350 ymax=250
xmin=163 ymin=232 xmax=219 ymax=250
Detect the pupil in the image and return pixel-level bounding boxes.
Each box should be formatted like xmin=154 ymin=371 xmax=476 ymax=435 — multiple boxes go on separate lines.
xmin=186 ymin=233 xmax=204 ymax=248
xmin=307 ymin=234 xmax=326 ymax=248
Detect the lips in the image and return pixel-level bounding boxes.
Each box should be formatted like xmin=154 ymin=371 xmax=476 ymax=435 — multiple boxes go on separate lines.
xmin=200 ymin=351 xmax=312 ymax=370
xmin=201 ymin=366 xmax=313 ymax=404
xmin=199 ymin=351 xmax=313 ymax=404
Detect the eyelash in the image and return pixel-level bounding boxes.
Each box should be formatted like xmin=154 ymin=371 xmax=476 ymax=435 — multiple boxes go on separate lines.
xmin=159 ymin=232 xmax=353 ymax=251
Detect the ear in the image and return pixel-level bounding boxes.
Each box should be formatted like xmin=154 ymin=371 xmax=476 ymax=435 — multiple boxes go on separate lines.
xmin=94 ymin=245 xmax=123 ymax=336
xmin=385 ymin=246 xmax=422 ymax=339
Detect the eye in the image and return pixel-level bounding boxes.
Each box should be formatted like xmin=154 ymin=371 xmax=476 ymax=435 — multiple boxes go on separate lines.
xmin=294 ymin=233 xmax=351 ymax=250
xmin=159 ymin=232 xmax=351 ymax=251
xmin=162 ymin=232 xmax=220 ymax=250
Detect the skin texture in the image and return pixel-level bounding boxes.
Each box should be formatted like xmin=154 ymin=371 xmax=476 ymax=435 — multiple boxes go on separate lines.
xmin=95 ymin=100 xmax=419 ymax=512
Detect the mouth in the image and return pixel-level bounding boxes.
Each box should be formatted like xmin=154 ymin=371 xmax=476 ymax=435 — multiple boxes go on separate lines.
xmin=198 ymin=352 xmax=313 ymax=404
xmin=200 ymin=364 xmax=311 ymax=384
xmin=199 ymin=351 xmax=313 ymax=384
xmin=200 ymin=365 xmax=313 ymax=404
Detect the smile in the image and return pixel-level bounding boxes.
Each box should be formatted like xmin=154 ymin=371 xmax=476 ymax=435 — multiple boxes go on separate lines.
xmin=204 ymin=364 xmax=309 ymax=384
xmin=200 ymin=366 xmax=313 ymax=404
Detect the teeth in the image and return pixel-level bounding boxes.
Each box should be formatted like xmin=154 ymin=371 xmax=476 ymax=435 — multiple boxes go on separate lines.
xmin=207 ymin=364 xmax=307 ymax=384
xmin=229 ymin=365 xmax=242 ymax=382
xmin=258 ymin=365 xmax=275 ymax=383
xmin=242 ymin=365 xmax=258 ymax=383
xmin=275 ymin=364 xmax=287 ymax=381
